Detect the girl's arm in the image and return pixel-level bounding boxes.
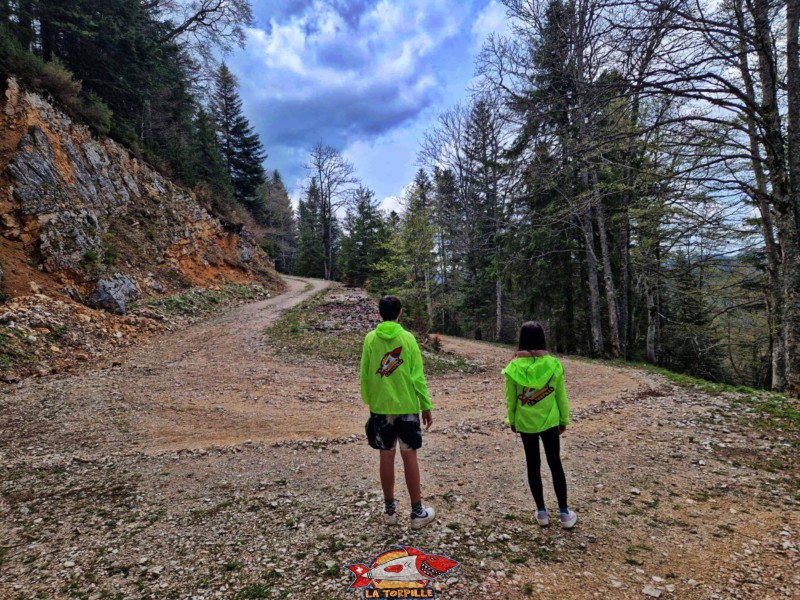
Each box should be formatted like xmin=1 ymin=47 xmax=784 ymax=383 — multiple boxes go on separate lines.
xmin=505 ymin=375 xmax=517 ymax=428
xmin=555 ymin=366 xmax=570 ymax=426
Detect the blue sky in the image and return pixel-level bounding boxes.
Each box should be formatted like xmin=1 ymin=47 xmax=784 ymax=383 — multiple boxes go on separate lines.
xmin=228 ymin=0 xmax=508 ymax=209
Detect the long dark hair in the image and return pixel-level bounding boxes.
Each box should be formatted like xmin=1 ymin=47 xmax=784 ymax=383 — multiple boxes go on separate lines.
xmin=518 ymin=321 xmax=547 ymax=351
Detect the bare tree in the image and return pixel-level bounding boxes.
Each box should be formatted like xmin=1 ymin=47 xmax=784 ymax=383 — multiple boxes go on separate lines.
xmin=142 ymin=0 xmax=254 ymax=67
xmin=305 ymin=144 xmax=359 ymax=280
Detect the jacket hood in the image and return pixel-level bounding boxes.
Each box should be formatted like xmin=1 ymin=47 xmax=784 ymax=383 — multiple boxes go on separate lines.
xmin=375 ymin=321 xmax=403 ymax=340
xmin=503 ymin=355 xmax=561 ymax=388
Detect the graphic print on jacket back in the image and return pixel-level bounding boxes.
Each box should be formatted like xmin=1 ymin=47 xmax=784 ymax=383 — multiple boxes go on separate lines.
xmin=377 ymin=347 xmax=404 ymax=377
xmin=517 ymin=374 xmax=555 ymax=406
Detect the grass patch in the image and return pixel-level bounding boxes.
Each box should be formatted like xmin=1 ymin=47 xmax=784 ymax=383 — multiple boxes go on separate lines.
xmin=144 ymin=284 xmax=269 ymax=318
xmin=267 ymin=292 xmax=482 ymax=374
xmin=235 ymin=584 xmax=271 ymax=599
xmin=0 ymin=327 xmax=36 ymax=371
xmin=266 ymin=294 xmax=363 ymax=364
xmin=570 ymin=355 xmax=759 ymax=395
xmin=731 ymin=394 xmax=800 ymax=433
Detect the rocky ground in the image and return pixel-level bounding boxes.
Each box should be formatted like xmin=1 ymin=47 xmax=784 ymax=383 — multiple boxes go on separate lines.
xmin=0 ymin=280 xmax=798 ymax=599
xmin=0 ymin=284 xmax=273 ymax=382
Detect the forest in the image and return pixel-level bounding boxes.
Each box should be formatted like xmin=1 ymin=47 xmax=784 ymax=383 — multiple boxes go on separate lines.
xmin=1 ymin=0 xmax=799 ymax=396
xmin=297 ymin=0 xmax=800 ymax=397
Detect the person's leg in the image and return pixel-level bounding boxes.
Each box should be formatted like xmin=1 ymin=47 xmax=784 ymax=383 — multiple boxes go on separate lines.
xmin=400 ymin=448 xmax=421 ymax=504
xmin=520 ymin=432 xmax=546 ymax=510
xmin=540 ymin=426 xmax=568 ymax=510
xmin=379 ymin=448 xmax=397 ymax=502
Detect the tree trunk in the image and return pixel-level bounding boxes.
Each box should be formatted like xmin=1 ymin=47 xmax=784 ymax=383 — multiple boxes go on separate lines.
xmin=579 ymin=206 xmax=604 ymax=356
xmin=646 ymin=276 xmax=659 ymax=364
xmin=0 ymin=0 xmax=10 ymax=27
xmin=784 ymin=0 xmax=800 ymax=395
xmin=41 ymin=11 xmax=56 ymax=62
xmin=751 ymin=0 xmax=798 ymax=393
xmin=425 ymin=267 xmax=433 ymax=330
xmin=618 ymin=212 xmax=630 ymax=358
xmin=15 ymin=0 xmax=34 ymax=50
xmin=734 ymin=0 xmax=786 ymax=391
xmin=495 ymin=277 xmax=502 ymax=342
xmin=593 ymin=173 xmax=621 ymax=358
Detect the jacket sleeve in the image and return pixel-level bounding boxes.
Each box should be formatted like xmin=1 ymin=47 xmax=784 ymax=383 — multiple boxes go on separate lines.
xmin=359 ymin=336 xmax=371 ymax=406
xmin=555 ymin=364 xmax=570 ymax=426
xmin=504 ymin=373 xmax=517 ymax=426
xmin=409 ymin=335 xmax=433 ymax=411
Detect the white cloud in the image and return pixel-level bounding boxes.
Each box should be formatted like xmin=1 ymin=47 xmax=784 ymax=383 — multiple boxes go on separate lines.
xmin=229 ymin=0 xmax=497 ymax=199
xmin=471 ymin=0 xmax=509 ymax=47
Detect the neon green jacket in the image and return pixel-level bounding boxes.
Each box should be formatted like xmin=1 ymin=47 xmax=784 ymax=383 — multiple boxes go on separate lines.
xmin=503 ymin=355 xmax=569 ymax=433
xmin=360 ymin=321 xmax=432 ymax=414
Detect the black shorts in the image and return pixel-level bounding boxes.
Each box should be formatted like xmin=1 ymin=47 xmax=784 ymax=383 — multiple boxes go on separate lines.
xmin=365 ymin=413 xmax=423 ymax=451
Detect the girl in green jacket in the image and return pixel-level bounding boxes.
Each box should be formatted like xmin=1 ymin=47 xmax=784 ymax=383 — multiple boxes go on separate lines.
xmin=503 ymin=321 xmax=577 ymax=529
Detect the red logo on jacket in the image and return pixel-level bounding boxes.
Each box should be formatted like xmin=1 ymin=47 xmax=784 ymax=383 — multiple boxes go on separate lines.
xmin=518 ymin=385 xmax=554 ymax=406
xmin=377 ymin=347 xmax=404 ymax=377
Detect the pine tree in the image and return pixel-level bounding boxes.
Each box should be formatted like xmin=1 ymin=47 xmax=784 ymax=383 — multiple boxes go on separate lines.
xmin=259 ymin=171 xmax=297 ymax=273
xmin=211 ymin=64 xmax=267 ymax=209
xmin=296 ymin=178 xmax=326 ymax=278
xmin=192 ymin=108 xmax=233 ymax=202
xmin=399 ymin=174 xmax=437 ymax=331
xmin=338 ymin=186 xmax=388 ymax=286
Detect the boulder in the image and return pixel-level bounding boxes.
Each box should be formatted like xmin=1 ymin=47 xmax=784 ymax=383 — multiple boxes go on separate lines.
xmin=88 ymin=273 xmax=141 ymax=314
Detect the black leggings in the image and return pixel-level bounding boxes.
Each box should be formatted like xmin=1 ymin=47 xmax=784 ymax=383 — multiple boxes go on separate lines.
xmin=520 ymin=427 xmax=568 ymax=511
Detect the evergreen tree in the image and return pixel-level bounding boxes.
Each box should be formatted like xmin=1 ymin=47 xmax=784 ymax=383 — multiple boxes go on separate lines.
xmin=296 ymin=178 xmax=326 ymax=278
xmin=258 ymin=171 xmax=297 ymax=273
xmin=338 ymin=186 xmax=388 ymax=287
xmin=192 ymin=108 xmax=233 ymax=201
xmin=211 ymin=64 xmax=267 ymax=209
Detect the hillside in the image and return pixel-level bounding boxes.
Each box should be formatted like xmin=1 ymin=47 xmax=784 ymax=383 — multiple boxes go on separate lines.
xmin=0 ymin=77 xmax=284 ymax=379
xmin=0 ymin=283 xmax=797 ymax=599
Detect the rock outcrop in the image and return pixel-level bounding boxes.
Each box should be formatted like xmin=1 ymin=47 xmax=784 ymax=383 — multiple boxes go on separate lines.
xmin=0 ymin=77 xmax=281 ymax=311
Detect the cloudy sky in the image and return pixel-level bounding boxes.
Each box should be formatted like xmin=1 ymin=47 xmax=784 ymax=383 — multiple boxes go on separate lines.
xmin=228 ymin=0 xmax=508 ymax=209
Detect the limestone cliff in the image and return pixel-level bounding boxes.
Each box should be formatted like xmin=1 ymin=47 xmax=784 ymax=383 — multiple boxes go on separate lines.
xmin=0 ymin=78 xmax=282 ymax=312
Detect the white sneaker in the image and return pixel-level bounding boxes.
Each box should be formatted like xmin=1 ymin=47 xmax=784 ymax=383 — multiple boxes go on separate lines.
xmin=383 ymin=511 xmax=398 ymax=525
xmin=536 ymin=509 xmax=550 ymax=527
xmin=409 ymin=506 xmax=436 ymax=530
xmin=560 ymin=509 xmax=577 ymax=529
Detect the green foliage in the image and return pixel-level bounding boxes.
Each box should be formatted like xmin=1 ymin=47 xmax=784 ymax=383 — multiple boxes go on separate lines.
xmin=0 ymin=28 xmax=113 ymax=134
xmin=338 ymin=186 xmax=389 ymax=286
xmin=234 ymin=584 xmax=271 ymax=599
xmin=0 ymin=328 xmax=30 ymax=370
xmin=296 ymin=178 xmax=328 ymax=278
xmin=267 ymin=291 xmax=482 ymax=374
xmin=212 ymin=64 xmax=267 ymax=206
xmin=0 ymin=2 xmax=268 ymax=229
xmin=251 ymin=171 xmax=297 ymax=272
xmin=145 ymin=284 xmax=268 ymax=318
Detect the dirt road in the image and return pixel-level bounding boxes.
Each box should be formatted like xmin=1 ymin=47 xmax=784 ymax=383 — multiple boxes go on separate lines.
xmin=0 ymin=279 xmax=797 ymax=599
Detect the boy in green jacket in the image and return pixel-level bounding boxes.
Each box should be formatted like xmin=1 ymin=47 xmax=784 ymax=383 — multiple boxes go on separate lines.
xmin=360 ymin=295 xmax=436 ymax=529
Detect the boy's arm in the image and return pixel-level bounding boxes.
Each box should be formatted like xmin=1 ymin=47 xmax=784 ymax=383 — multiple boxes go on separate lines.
xmin=409 ymin=336 xmax=432 ymax=411
xmin=555 ymin=365 xmax=570 ymax=426
xmin=504 ymin=374 xmax=517 ymax=427
xmin=359 ymin=336 xmax=371 ymax=406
